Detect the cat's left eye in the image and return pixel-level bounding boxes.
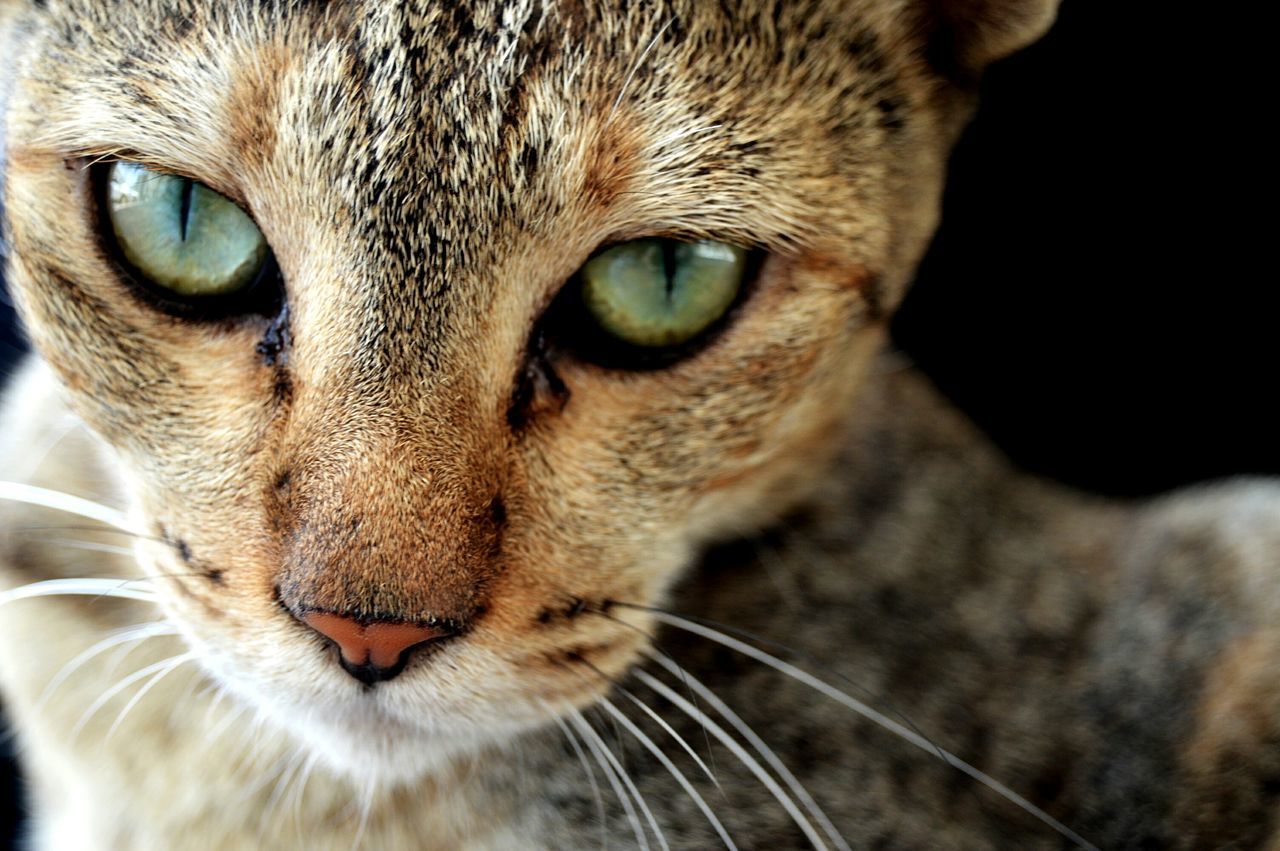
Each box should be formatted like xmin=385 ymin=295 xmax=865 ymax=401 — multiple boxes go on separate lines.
xmin=545 ymin=237 xmax=751 ymax=369
xmin=101 ymin=161 xmax=272 ymax=306
xmin=579 ymin=239 xmax=747 ymax=349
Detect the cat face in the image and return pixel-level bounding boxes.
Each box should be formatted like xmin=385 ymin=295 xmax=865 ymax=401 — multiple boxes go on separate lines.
xmin=0 ymin=0 xmax=1054 ymax=782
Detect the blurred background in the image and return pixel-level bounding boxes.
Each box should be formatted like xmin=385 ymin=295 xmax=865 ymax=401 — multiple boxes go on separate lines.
xmin=1 ymin=0 xmax=1274 ymax=844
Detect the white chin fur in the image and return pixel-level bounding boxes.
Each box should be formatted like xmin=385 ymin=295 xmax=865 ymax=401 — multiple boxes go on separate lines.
xmin=184 ymin=629 xmax=549 ymax=787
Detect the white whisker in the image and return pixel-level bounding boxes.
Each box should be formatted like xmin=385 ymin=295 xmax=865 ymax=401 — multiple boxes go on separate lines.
xmin=261 ymin=749 xmax=308 ymax=836
xmin=595 ymin=699 xmax=671 ymax=851
xmin=0 ymin=481 xmax=136 ymax=532
xmin=71 ymin=651 xmax=197 ymax=739
xmin=632 ymin=668 xmax=827 ymax=851
xmin=8 ymin=416 xmax=84 ymax=484
xmin=105 ymin=651 xmax=194 ymax=738
xmin=643 ymin=610 xmax=1099 ymax=851
xmin=547 ymin=708 xmax=608 ymax=849
xmin=235 ymin=738 xmax=294 ymax=804
xmin=37 ymin=621 xmax=177 ymax=710
xmin=349 ymin=774 xmax=377 ymax=851
xmin=291 ymin=752 xmax=322 ymax=842
xmin=641 ymin=648 xmax=850 ymax=851
xmin=596 ymin=697 xmax=737 ymax=851
xmin=206 ymin=697 xmax=249 ymax=747
xmin=259 ymin=747 xmax=307 ymax=834
xmin=201 ymin=681 xmax=231 ymax=725
xmin=570 ymin=708 xmax=650 ymax=851
xmin=607 ymin=679 xmax=720 ymax=792
xmin=0 ymin=577 xmax=158 ymax=608
xmin=40 ymin=537 xmax=135 ymax=558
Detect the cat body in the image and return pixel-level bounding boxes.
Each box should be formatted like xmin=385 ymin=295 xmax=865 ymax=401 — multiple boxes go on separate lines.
xmin=1 ymin=1 xmax=1278 ymax=848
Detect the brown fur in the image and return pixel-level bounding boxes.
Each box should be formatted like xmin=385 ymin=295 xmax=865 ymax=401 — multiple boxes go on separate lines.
xmin=1 ymin=1 xmax=1277 ymax=848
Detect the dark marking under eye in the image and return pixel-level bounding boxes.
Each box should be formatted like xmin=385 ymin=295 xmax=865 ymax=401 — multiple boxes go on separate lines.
xmin=257 ymin=302 xmax=291 ymax=366
xmin=508 ymin=329 xmax=570 ymax=429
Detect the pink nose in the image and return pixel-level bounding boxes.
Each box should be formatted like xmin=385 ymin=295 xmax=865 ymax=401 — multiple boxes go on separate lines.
xmin=301 ymin=611 xmax=453 ymax=684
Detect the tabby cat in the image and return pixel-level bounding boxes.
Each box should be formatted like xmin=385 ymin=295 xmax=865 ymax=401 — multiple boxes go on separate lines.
xmin=1 ymin=1 xmax=1277 ymax=849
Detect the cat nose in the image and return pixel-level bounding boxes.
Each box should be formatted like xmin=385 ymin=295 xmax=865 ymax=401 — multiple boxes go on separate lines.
xmin=300 ymin=611 xmax=455 ymax=685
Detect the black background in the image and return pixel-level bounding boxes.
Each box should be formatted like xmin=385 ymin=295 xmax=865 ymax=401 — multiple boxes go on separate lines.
xmin=1 ymin=0 xmax=1275 ymax=844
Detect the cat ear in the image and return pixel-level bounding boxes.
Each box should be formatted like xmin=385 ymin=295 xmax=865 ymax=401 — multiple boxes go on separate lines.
xmin=920 ymin=0 xmax=1062 ymax=78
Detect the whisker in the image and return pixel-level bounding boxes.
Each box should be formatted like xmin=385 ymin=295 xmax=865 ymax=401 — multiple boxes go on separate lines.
xmin=7 ymin=524 xmax=169 ymax=546
xmin=0 ymin=577 xmax=159 ymax=608
xmin=37 ymin=621 xmax=178 ymax=710
xmin=569 ymin=708 xmax=650 ymax=851
xmin=632 ymin=607 xmax=1099 ymax=851
xmin=616 ymin=604 xmax=945 ymax=765
xmin=594 ymin=699 xmax=672 ymax=851
xmin=631 ymin=668 xmax=828 ymax=851
xmin=349 ymin=772 xmax=377 ymax=851
xmin=206 ymin=697 xmax=249 ymax=747
xmin=261 ymin=748 xmax=308 ymax=836
xmin=104 ymin=571 xmax=219 ymax=588
xmin=8 ymin=416 xmax=86 ymax=484
xmin=0 ymin=481 xmax=136 ymax=533
xmin=233 ymin=731 xmax=294 ymax=804
xmin=291 ymin=752 xmax=322 ymax=843
xmin=575 ymin=655 xmax=719 ymax=792
xmin=38 ymin=537 xmax=135 ymax=557
xmin=587 ymin=606 xmax=719 ymax=782
xmin=641 ymin=648 xmax=851 ymax=851
xmin=71 ymin=651 xmax=198 ymax=739
xmin=595 ymin=696 xmax=737 ymax=851
xmin=105 ymin=651 xmax=195 ymax=738
xmin=546 ymin=708 xmax=608 ymax=849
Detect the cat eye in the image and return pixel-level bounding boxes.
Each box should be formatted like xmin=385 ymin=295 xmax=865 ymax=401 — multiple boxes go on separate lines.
xmin=101 ymin=161 xmax=272 ymax=305
xmin=574 ymin=238 xmax=748 ymax=354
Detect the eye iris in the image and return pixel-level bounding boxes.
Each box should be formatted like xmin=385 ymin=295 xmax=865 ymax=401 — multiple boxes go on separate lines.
xmin=580 ymin=238 xmax=746 ymax=348
xmin=106 ymin=161 xmax=268 ymax=298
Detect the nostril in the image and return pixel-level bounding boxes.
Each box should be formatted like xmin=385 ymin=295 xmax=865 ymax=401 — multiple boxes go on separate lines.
xmin=300 ymin=611 xmax=455 ymax=684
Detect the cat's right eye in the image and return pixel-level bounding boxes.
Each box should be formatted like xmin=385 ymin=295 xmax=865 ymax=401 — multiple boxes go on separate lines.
xmin=101 ymin=161 xmax=273 ymax=306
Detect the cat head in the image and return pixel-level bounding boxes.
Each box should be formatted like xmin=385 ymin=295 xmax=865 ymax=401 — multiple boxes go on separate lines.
xmin=0 ymin=0 xmax=1057 ymax=783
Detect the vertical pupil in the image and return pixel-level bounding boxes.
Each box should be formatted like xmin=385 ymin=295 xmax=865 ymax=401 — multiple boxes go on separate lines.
xmin=178 ymin=178 xmax=195 ymax=242
xmin=660 ymin=240 xmax=677 ymax=300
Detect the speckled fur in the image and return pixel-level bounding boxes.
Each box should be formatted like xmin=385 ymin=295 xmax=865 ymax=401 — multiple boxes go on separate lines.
xmin=1 ymin=1 xmax=1277 ymax=849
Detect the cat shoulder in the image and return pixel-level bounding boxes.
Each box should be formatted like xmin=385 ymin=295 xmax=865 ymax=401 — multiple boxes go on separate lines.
xmin=1106 ymin=478 xmax=1280 ymax=846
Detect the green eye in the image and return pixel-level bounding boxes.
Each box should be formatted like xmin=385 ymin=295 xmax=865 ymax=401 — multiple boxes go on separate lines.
xmin=579 ymin=238 xmax=747 ymax=348
xmin=105 ymin=161 xmax=269 ymax=298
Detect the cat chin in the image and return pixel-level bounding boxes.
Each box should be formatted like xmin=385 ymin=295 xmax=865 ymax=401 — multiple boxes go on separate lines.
xmin=185 ymin=634 xmax=554 ymax=786
xmin=270 ymin=697 xmax=547 ymax=787
xmin=285 ymin=708 xmax=525 ymax=787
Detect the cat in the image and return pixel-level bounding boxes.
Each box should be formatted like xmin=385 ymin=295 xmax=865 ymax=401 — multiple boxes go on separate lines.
xmin=1 ymin=0 xmax=1278 ymax=848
